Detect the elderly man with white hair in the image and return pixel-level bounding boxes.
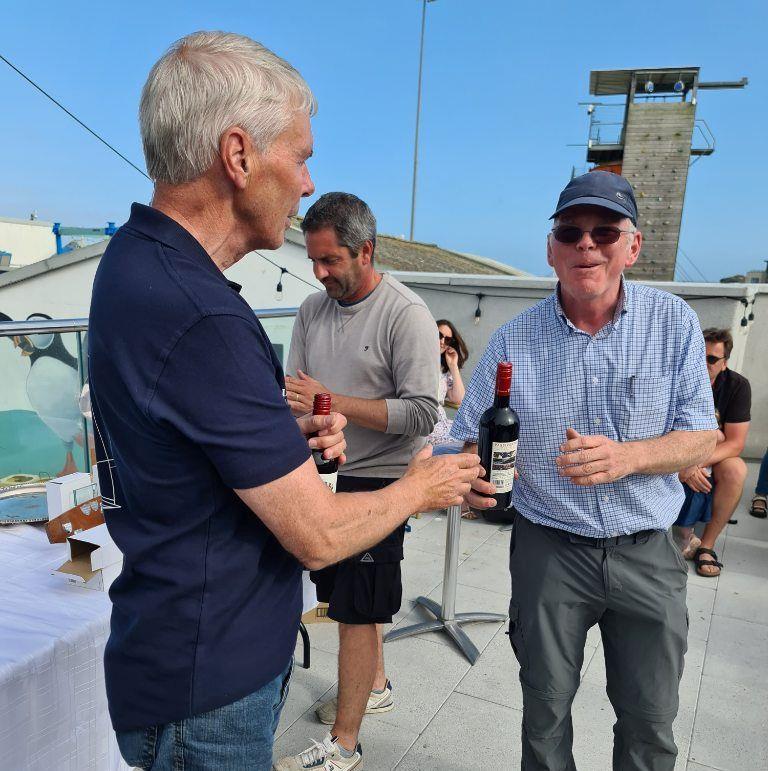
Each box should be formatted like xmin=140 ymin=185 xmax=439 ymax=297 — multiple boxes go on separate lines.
xmin=88 ymin=32 xmax=481 ymax=771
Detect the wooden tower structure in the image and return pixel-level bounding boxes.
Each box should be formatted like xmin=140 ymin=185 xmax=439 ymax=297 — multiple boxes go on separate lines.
xmin=585 ymin=67 xmax=746 ymax=280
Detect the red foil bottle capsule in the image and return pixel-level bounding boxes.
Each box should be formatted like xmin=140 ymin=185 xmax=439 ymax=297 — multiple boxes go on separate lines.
xmin=312 ymin=393 xmax=338 ymax=492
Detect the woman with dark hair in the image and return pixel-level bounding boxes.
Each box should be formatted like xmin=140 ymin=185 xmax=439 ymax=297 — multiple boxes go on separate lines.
xmin=428 ymin=319 xmax=468 ymax=450
xmin=427 ymin=320 xmax=472 ymax=516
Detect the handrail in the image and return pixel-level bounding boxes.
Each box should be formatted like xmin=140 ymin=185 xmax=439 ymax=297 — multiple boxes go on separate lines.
xmin=251 ymin=307 xmax=299 ymax=319
xmin=693 ymin=118 xmax=716 ymax=152
xmin=0 ymin=309 xmax=298 ymax=337
xmin=0 ymin=318 xmax=89 ymax=335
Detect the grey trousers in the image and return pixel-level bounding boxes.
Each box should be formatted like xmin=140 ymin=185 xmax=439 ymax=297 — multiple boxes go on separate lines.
xmin=508 ymin=515 xmax=689 ymax=771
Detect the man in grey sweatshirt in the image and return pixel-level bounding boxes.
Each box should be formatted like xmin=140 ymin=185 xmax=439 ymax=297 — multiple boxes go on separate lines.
xmin=278 ymin=192 xmax=439 ymax=771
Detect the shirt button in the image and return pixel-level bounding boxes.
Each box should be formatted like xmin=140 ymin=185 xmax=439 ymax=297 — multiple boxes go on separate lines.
xmin=594 ymin=417 xmax=601 ymax=426
xmin=603 ymin=495 xmax=609 ymax=502
xmin=591 ymin=376 xmax=599 ymax=384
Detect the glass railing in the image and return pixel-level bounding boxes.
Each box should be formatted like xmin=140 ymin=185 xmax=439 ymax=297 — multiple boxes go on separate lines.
xmin=0 ymin=319 xmax=90 ymax=490
xmin=253 ymin=307 xmax=299 ymax=370
xmin=0 ymin=310 xmax=297 ymax=513
xmin=586 ymin=103 xmax=626 ymax=148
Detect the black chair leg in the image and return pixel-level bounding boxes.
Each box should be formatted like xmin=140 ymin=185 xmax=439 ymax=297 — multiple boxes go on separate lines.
xmin=298 ymin=622 xmax=311 ymax=669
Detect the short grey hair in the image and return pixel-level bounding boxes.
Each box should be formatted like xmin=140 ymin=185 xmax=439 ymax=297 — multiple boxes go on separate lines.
xmin=301 ymin=193 xmax=377 ymax=259
xmin=140 ymin=31 xmax=316 ymax=184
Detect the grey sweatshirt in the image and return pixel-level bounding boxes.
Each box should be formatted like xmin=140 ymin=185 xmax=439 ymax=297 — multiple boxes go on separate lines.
xmin=287 ymin=273 xmax=439 ymax=477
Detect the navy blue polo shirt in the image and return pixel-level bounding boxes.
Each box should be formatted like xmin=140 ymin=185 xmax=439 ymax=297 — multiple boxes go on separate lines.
xmin=88 ymin=203 xmax=310 ymax=731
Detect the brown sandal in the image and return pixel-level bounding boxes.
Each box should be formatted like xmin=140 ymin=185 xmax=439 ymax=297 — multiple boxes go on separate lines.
xmin=749 ymin=495 xmax=767 ymax=519
xmin=694 ymin=547 xmax=723 ymax=578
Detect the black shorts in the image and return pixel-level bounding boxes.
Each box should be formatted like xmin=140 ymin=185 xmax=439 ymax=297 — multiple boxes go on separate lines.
xmin=310 ymin=475 xmax=405 ymax=625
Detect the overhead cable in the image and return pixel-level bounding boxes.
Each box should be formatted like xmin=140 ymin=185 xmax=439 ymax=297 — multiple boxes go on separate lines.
xmin=0 ymin=52 xmax=151 ymax=181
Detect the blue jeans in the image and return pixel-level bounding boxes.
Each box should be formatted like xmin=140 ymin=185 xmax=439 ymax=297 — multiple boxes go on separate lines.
xmin=116 ymin=658 xmax=293 ymax=771
xmin=430 ymin=440 xmax=463 ymax=456
xmin=756 ymin=448 xmax=768 ymax=496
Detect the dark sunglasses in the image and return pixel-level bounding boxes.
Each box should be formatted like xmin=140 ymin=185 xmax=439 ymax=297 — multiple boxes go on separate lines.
xmin=551 ymin=224 xmax=635 ymax=245
xmin=439 ymin=333 xmax=454 ymax=345
xmin=706 ymin=354 xmax=727 ymax=365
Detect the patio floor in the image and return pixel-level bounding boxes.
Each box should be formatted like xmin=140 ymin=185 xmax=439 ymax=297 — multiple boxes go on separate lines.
xmin=275 ymin=460 xmax=768 ymax=770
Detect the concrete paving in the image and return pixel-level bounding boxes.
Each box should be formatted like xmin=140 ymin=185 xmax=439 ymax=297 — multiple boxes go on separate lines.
xmin=275 ymin=461 xmax=768 ymax=770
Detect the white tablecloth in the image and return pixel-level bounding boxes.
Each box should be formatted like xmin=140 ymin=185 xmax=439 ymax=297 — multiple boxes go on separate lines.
xmin=0 ymin=524 xmax=128 ymax=771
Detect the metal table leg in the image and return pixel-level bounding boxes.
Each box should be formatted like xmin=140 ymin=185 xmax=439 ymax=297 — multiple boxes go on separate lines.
xmin=384 ymin=504 xmax=507 ymax=665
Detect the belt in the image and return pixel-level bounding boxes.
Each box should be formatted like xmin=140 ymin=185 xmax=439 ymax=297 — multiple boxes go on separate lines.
xmin=543 ymin=522 xmax=656 ymax=549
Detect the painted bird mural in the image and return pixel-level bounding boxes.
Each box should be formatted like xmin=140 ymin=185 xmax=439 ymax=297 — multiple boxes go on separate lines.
xmin=1 ymin=311 xmax=83 ymax=476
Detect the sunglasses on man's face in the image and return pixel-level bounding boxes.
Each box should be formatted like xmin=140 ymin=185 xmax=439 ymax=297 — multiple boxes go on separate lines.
xmin=706 ymin=354 xmax=727 ymax=365
xmin=551 ymin=224 xmax=635 ymax=245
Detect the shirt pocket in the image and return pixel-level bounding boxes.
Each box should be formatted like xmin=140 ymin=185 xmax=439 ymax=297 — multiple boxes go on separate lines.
xmin=618 ymin=374 xmax=671 ymax=441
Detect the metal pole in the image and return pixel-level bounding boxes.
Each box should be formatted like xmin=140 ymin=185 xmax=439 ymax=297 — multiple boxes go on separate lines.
xmin=384 ymin=504 xmax=507 ymax=665
xmin=441 ymin=501 xmax=460 ymax=621
xmin=409 ymin=0 xmax=428 ymax=241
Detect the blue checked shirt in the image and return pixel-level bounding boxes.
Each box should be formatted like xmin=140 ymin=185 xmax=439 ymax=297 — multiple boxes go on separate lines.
xmin=451 ymin=280 xmax=718 ymax=538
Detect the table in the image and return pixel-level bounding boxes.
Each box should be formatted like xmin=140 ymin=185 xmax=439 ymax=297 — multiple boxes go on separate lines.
xmin=384 ymin=504 xmax=507 ymax=664
xmin=0 ymin=523 xmax=128 ymax=771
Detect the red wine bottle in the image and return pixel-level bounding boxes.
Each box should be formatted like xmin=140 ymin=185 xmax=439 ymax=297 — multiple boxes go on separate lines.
xmin=477 ymin=362 xmax=519 ymax=522
xmin=312 ymin=393 xmax=338 ymax=492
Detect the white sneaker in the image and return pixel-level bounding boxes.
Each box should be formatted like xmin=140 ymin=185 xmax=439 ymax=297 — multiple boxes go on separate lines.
xmin=316 ymin=680 xmax=394 ymax=725
xmin=274 ymin=732 xmax=362 ymax=770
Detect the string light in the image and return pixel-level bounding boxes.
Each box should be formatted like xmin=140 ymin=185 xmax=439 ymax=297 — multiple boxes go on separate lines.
xmin=275 ymin=267 xmax=287 ymax=302
xmin=474 ymin=293 xmax=484 ymax=326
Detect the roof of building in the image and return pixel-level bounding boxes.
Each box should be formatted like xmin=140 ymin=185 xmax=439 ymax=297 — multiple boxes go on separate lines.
xmin=0 ymin=220 xmax=528 ymax=288
xmin=590 ymin=66 xmax=699 ymax=96
xmin=0 ymin=239 xmax=109 ymax=288
xmin=0 ymin=215 xmax=55 ymax=228
xmin=285 ymin=222 xmax=526 ymax=276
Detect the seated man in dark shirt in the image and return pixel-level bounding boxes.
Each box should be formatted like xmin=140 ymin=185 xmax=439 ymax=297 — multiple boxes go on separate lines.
xmin=675 ymin=328 xmax=751 ymax=576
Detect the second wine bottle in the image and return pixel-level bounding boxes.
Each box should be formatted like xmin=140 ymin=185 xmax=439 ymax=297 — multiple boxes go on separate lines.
xmin=477 ymin=361 xmax=519 ymax=523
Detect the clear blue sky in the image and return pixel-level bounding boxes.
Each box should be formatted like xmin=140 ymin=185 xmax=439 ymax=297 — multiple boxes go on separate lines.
xmin=1 ymin=0 xmax=765 ymax=279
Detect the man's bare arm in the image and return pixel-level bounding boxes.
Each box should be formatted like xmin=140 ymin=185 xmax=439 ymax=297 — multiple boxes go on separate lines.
xmin=679 ymin=422 xmax=749 ymax=492
xmin=629 ymin=430 xmax=718 ymax=474
xmin=286 ymin=363 xmax=437 ymax=436
xmin=331 ymin=393 xmax=389 ymax=432
xmin=285 ymin=371 xmax=388 ymax=431
xmin=235 ymin=447 xmax=481 ymax=570
xmin=704 ymin=422 xmax=749 ymax=467
xmin=557 ymin=428 xmax=718 ymax=485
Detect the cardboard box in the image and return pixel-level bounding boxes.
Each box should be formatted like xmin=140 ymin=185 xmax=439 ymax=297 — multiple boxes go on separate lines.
xmin=56 ymin=558 xmax=122 ymax=592
xmin=53 ymin=523 xmax=123 ymax=592
xmin=46 ymin=473 xmax=96 ymax=520
xmin=301 ymin=602 xmax=335 ymax=624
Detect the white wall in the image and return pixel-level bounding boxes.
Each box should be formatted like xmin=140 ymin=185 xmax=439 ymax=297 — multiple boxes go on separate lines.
xmin=225 ymin=234 xmax=321 ymax=310
xmin=741 ymin=293 xmax=768 ymax=459
xmin=0 ymin=232 xmax=321 ymax=321
xmin=0 ymin=218 xmax=56 ymax=267
xmin=395 ymin=273 xmax=767 ymax=459
xmin=0 ymin=257 xmax=99 ymax=320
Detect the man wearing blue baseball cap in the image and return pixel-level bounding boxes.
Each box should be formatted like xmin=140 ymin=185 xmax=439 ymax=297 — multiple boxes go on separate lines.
xmin=453 ymin=171 xmax=718 ymax=769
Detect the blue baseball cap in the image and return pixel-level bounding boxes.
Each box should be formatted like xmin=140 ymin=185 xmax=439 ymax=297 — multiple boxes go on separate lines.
xmin=550 ymin=171 xmax=638 ymax=225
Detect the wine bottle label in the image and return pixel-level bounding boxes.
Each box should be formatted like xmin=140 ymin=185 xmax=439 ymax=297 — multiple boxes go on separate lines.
xmin=319 ymin=471 xmax=338 ymax=493
xmin=489 ymin=440 xmax=517 ymax=494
